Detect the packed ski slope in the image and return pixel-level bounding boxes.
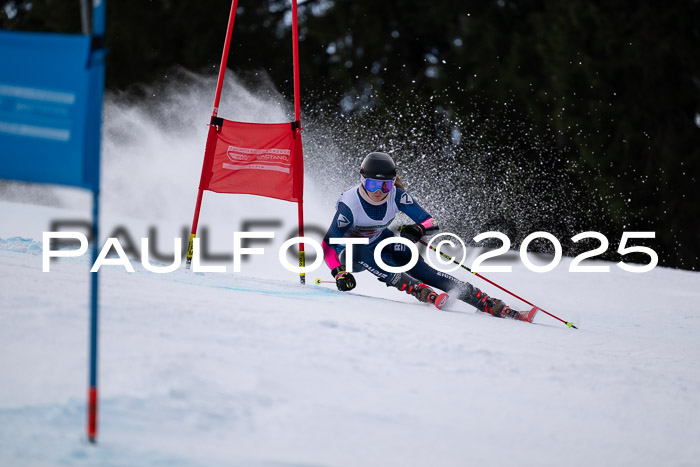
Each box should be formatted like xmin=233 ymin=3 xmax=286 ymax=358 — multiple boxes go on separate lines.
xmin=2 ymin=75 xmax=700 ymax=466
xmin=2 ymin=196 xmax=700 ymax=467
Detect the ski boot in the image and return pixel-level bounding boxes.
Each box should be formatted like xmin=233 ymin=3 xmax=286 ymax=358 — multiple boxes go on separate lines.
xmin=458 ymin=285 xmax=536 ymax=322
xmin=457 ymin=285 xmax=505 ymax=316
xmin=502 ymin=306 xmax=539 ymax=323
xmin=386 ymin=273 xmax=449 ymax=310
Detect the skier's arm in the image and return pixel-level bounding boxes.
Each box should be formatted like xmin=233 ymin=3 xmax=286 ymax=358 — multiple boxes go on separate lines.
xmin=322 ymin=202 xmax=353 ymax=271
xmin=322 ymin=203 xmax=357 ymax=291
xmin=395 ymin=188 xmax=439 ymax=241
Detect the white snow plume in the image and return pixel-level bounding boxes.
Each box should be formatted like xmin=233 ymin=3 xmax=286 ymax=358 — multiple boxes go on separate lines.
xmin=301 ymin=90 xmax=606 ymax=254
xmin=100 ymin=67 xmax=293 ymax=222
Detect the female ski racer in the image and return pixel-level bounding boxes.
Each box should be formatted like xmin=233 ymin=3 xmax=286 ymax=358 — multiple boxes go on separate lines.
xmin=321 ymin=151 xmax=535 ymax=322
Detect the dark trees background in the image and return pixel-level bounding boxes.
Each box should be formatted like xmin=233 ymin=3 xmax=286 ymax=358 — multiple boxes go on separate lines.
xmin=2 ymin=0 xmax=699 ymax=269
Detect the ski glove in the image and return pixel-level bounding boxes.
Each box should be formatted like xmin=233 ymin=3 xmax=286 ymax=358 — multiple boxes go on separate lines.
xmin=400 ymin=223 xmax=427 ymax=243
xmin=400 ymin=219 xmax=439 ymax=243
xmin=331 ymin=266 xmax=356 ymax=292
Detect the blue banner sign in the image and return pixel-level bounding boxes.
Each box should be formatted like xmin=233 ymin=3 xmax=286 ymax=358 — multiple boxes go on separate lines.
xmin=0 ymin=31 xmax=100 ymax=191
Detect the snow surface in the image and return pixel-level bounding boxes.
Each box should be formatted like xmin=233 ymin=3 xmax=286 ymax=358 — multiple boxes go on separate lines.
xmin=2 ymin=76 xmax=700 ymax=466
xmin=3 ymin=197 xmax=700 ymax=467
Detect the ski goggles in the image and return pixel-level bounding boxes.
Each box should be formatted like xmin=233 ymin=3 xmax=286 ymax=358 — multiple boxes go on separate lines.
xmin=362 ymin=176 xmax=394 ymax=194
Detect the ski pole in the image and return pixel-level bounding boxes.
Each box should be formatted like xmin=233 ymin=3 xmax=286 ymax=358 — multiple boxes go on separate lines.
xmin=416 ymin=237 xmax=578 ymax=329
xmin=314 ymin=278 xmax=335 ymax=285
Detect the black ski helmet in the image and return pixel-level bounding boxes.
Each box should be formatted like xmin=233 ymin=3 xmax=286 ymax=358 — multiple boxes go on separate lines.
xmin=360 ymin=152 xmax=396 ymax=180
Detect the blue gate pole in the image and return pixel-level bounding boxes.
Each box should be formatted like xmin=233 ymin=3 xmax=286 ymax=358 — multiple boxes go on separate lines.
xmin=87 ymin=190 xmax=100 ymax=443
xmin=87 ymin=0 xmax=106 ymax=444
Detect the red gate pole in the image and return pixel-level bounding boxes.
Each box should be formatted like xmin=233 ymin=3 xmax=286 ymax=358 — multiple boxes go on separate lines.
xmin=187 ymin=0 xmax=239 ymax=268
xmin=291 ymin=0 xmax=306 ymax=284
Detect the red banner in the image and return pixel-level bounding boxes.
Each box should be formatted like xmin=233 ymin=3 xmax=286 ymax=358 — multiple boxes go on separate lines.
xmin=200 ymin=119 xmax=303 ymax=202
